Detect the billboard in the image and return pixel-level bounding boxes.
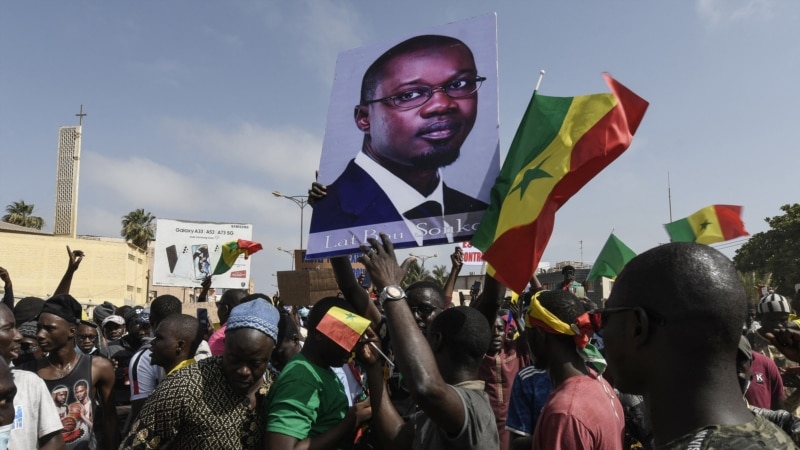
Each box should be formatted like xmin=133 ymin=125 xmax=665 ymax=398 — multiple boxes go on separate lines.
xmin=152 ymin=219 xmax=254 ymax=289
xmin=460 ymin=241 xmax=485 ymax=266
xmin=307 ymin=12 xmax=500 ymax=258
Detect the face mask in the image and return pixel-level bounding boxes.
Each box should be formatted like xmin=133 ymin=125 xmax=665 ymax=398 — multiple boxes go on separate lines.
xmin=0 ymin=422 xmax=13 ymax=450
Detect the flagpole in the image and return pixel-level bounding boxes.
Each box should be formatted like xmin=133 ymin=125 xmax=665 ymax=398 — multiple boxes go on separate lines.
xmin=534 ymin=70 xmax=546 ymax=93
xmin=368 ymin=341 xmax=394 ymax=369
xmin=668 ymin=172 xmax=673 ymax=222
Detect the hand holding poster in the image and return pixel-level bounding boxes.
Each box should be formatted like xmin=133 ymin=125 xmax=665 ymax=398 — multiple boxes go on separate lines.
xmin=307 ymin=13 xmax=500 ymax=259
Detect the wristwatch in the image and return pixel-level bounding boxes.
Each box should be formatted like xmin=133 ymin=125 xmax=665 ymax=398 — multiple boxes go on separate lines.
xmin=378 ymin=285 xmax=406 ymax=308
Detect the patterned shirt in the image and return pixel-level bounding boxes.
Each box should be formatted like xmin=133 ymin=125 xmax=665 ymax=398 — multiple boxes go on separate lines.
xmin=120 ymin=356 xmax=272 ymax=449
xmin=658 ymin=413 xmax=798 ymax=449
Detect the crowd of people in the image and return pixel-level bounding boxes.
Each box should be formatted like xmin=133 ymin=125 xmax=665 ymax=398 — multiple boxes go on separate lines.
xmin=2 ymin=236 xmax=800 ymax=450
xmin=2 ymin=32 xmax=799 ymax=447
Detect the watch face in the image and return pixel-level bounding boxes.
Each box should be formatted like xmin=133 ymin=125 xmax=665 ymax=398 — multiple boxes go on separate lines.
xmin=386 ymin=286 xmax=403 ymax=299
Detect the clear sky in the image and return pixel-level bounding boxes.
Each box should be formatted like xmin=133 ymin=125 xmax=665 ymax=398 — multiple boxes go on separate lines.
xmin=3 ymin=1 xmax=798 ymax=298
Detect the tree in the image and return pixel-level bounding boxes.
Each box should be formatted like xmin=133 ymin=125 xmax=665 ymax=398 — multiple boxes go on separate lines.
xmin=2 ymin=200 xmax=44 ymax=229
xmin=733 ymin=204 xmax=800 ymax=296
xmin=431 ymin=264 xmax=449 ymax=288
xmin=121 ymin=209 xmax=155 ymax=250
xmin=737 ymin=270 xmax=772 ymax=304
xmin=401 ymin=259 xmax=434 ymax=288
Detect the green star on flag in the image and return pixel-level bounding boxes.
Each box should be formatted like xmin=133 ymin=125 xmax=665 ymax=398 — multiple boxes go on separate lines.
xmin=509 ymin=158 xmax=552 ymax=199
xmin=316 ymin=306 xmax=371 ymax=351
xmin=472 ymin=73 xmax=649 ymax=293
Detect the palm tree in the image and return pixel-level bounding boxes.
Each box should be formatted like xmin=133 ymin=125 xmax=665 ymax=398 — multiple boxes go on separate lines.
xmin=738 ymin=270 xmax=772 ymax=304
xmin=121 ymin=209 xmax=156 ymax=250
xmin=431 ymin=264 xmax=449 ymax=288
xmin=402 ymin=259 xmax=434 ymax=288
xmin=3 ymin=200 xmax=44 ymax=229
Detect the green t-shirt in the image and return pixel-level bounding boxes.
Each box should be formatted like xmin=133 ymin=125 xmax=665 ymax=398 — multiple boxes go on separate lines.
xmin=265 ymin=353 xmax=348 ymax=444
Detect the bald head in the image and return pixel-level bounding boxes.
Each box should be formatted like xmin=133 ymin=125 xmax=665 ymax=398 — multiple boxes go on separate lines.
xmin=162 ymin=314 xmax=202 ymax=355
xmin=611 ymin=242 xmax=747 ymax=355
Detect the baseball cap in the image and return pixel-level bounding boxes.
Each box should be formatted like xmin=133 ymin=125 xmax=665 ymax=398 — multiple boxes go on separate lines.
xmin=102 ymin=315 xmax=125 ymax=327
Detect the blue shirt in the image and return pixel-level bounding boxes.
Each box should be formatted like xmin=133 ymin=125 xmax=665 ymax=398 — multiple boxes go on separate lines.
xmin=506 ymin=365 xmax=552 ymax=436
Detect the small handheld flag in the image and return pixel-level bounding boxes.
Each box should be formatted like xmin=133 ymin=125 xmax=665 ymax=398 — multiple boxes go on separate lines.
xmin=316 ymin=306 xmax=371 ymax=352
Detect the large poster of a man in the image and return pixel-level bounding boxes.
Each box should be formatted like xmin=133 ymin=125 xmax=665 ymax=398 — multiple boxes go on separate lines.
xmin=307 ymin=13 xmax=500 ymax=258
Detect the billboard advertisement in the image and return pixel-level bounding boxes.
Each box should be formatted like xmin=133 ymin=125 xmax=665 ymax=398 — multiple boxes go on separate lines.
xmin=152 ymin=219 xmax=254 ymax=289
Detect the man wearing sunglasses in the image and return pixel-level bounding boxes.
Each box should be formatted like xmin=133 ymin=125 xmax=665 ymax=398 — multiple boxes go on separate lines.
xmin=600 ymin=242 xmax=794 ymax=449
xmin=74 ymin=321 xmax=100 ymax=356
xmin=309 ymin=34 xmax=487 ymax=245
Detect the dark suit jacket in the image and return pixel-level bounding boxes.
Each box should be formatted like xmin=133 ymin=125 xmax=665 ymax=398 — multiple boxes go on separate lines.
xmin=310 ymin=159 xmax=488 ymax=233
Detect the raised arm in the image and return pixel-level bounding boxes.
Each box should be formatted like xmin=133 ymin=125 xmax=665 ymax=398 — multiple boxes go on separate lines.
xmin=197 ymin=275 xmax=212 ymax=302
xmin=360 ymin=234 xmax=467 ymax=436
xmin=359 ymin=328 xmax=413 ymax=450
xmin=442 ymin=247 xmax=463 ymax=309
xmin=53 ymin=246 xmax=84 ymax=296
xmin=468 ymin=273 xmax=506 ymax=331
xmin=0 ymin=267 xmax=13 ymax=309
xmin=330 ymin=256 xmax=382 ymax=328
xmin=529 ymin=273 xmax=543 ymax=292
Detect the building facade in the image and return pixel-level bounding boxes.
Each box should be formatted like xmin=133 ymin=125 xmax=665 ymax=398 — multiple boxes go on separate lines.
xmin=0 ymin=225 xmax=148 ymax=308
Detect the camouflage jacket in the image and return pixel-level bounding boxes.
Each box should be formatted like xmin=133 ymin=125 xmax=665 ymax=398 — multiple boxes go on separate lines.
xmin=658 ymin=414 xmax=798 ymax=449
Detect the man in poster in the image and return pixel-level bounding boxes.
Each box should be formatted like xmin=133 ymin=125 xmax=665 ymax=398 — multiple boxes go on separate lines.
xmin=310 ymin=33 xmax=490 ymax=250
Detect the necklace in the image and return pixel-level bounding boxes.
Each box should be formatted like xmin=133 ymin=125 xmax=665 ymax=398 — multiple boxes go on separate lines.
xmin=47 ymin=353 xmax=78 ymax=378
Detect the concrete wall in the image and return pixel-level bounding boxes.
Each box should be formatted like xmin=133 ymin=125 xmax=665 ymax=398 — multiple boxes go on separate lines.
xmin=0 ymin=232 xmax=148 ymax=308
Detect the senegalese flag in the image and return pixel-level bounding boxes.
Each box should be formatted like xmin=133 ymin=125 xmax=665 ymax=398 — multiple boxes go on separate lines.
xmin=664 ymin=204 xmax=748 ymax=244
xmin=211 ymin=239 xmax=263 ymax=275
xmin=472 ymin=73 xmax=649 ymax=293
xmin=316 ymin=306 xmax=371 ymax=351
xmin=586 ymin=233 xmax=637 ymax=282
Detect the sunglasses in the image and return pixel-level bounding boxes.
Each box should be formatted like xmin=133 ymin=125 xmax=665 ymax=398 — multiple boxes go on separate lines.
xmin=19 ymin=342 xmax=40 ymax=353
xmin=589 ymin=306 xmax=667 ymax=331
xmin=409 ymin=304 xmax=441 ymax=319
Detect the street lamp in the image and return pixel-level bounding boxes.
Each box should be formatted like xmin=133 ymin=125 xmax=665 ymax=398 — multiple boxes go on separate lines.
xmin=272 ymin=191 xmax=309 ymax=250
xmin=277 ymin=246 xmax=294 ymax=270
xmin=409 ymin=252 xmax=438 ymax=270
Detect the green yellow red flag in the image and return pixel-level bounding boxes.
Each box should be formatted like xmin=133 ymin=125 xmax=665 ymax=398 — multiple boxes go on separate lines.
xmin=316 ymin=306 xmax=371 ymax=351
xmin=472 ymin=74 xmax=649 ymax=293
xmin=586 ymin=233 xmax=637 ymax=282
xmin=212 ymin=239 xmax=263 ymax=275
xmin=664 ymin=204 xmax=748 ymax=244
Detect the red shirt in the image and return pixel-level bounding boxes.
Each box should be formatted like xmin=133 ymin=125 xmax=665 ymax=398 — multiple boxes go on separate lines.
xmin=745 ymin=351 xmax=784 ymax=410
xmin=478 ymin=337 xmax=530 ymax=450
xmin=532 ymin=374 xmax=624 ymax=450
